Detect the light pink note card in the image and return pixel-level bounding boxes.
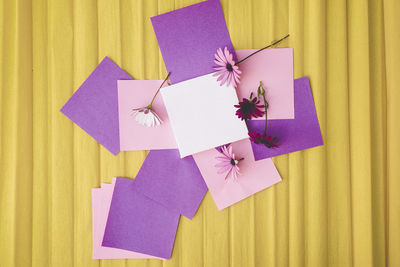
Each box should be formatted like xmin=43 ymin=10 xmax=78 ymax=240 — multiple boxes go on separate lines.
xmin=118 ymin=80 xmax=177 ymax=151
xmin=236 ymin=48 xmax=294 ymax=120
xmin=192 ymin=139 xmax=282 ymax=210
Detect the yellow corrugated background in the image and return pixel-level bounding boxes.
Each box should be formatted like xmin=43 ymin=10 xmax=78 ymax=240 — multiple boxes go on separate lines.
xmin=0 ymin=0 xmax=399 ymax=266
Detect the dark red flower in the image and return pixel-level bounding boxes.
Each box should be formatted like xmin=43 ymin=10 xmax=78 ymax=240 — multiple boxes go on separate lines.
xmin=248 ymin=131 xmax=279 ymax=148
xmin=234 ymin=94 xmax=264 ymax=121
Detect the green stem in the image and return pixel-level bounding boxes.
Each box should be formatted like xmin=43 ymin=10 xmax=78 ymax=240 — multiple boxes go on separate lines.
xmin=237 ymin=158 xmax=245 ymax=162
xmin=235 ymin=34 xmax=290 ymax=66
xmin=262 ymin=94 xmax=269 ymax=136
xmin=147 ymin=72 xmax=171 ymax=109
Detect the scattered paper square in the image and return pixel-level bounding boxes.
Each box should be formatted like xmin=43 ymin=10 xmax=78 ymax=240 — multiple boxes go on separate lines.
xmin=118 ymin=80 xmax=176 ymax=151
xmin=236 ymin=48 xmax=294 ymax=119
xmin=247 ymin=77 xmax=323 ymax=160
xmin=134 ymin=149 xmax=207 ymax=219
xmin=161 ymin=73 xmax=248 ymax=158
xmin=60 ymin=57 xmax=132 ymax=155
xmin=151 ymin=0 xmax=235 ymax=83
xmin=92 ymin=180 xmax=159 ymax=259
xmin=102 ymin=177 xmax=180 ymax=259
xmin=192 ymin=139 xmax=282 ymax=210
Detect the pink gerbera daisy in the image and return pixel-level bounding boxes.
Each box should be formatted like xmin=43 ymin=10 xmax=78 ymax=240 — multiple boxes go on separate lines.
xmin=215 ymin=145 xmax=244 ymax=180
xmin=213 ymin=47 xmax=241 ymax=88
xmin=213 ymin=34 xmax=290 ymax=89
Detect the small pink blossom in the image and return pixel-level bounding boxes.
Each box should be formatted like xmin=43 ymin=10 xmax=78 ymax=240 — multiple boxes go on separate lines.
xmin=215 ymin=145 xmax=243 ymax=181
xmin=213 ymin=47 xmax=241 ymax=88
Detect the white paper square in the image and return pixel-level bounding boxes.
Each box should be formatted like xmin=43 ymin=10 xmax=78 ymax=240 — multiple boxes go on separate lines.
xmin=161 ymin=73 xmax=248 ymax=158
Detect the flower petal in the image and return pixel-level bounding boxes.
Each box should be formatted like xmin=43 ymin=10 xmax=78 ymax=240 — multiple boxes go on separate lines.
xmin=219 ymin=71 xmax=230 ymax=86
xmin=216 ymin=71 xmax=229 ymax=82
xmin=214 ymin=59 xmax=226 ymax=67
xmin=224 ymin=47 xmax=233 ymax=63
xmin=217 ymin=165 xmax=233 ymax=175
xmin=216 ymin=48 xmax=227 ymax=64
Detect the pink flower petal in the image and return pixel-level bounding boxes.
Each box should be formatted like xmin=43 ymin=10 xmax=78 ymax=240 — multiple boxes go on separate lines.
xmin=214 ymin=66 xmax=227 ymax=71
xmin=228 ymin=146 xmax=233 ymax=157
xmin=216 ymin=71 xmax=229 ymax=82
xmin=223 ymin=47 xmax=233 ymax=63
xmin=216 ymin=157 xmax=231 ymax=163
xmin=217 ymin=165 xmax=233 ymax=175
xmin=214 ymin=59 xmax=226 ymax=67
xmin=215 ymin=162 xmax=231 ymax=168
xmin=213 ymin=70 xmax=227 ymax=78
xmin=222 ymin=146 xmax=232 ymax=158
xmin=227 ymin=73 xmax=235 ymax=87
xmin=217 ymin=48 xmax=227 ymax=64
xmin=219 ymin=72 xmax=230 ymax=86
xmin=214 ymin=54 xmax=224 ymax=64
xmin=233 ymin=72 xmax=241 ymax=85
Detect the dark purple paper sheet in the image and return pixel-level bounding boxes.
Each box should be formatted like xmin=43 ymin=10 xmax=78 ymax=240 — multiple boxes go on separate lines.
xmin=102 ymin=177 xmax=180 ymax=259
xmin=247 ymin=77 xmax=323 ymax=160
xmin=151 ymin=0 xmax=235 ymax=84
xmin=134 ymin=149 xmax=207 ymax=220
xmin=60 ymin=57 xmax=133 ymax=155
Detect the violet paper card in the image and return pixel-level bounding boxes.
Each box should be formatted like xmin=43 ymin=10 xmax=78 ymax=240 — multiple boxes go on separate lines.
xmin=92 ymin=180 xmax=158 ymax=259
xmin=192 ymin=139 xmax=282 ymax=210
xmin=118 ymin=80 xmax=176 ymax=150
xmin=151 ymin=0 xmax=235 ymax=84
xmin=102 ymin=177 xmax=180 ymax=259
xmin=236 ymin=49 xmax=294 ymax=120
xmin=134 ymin=149 xmax=207 ymax=219
xmin=60 ymin=57 xmax=133 ymax=155
xmin=247 ymin=77 xmax=323 ymax=160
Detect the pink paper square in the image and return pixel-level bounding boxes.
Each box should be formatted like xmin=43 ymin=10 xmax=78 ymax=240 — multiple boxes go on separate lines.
xmin=118 ymin=80 xmax=177 ymax=151
xmin=192 ymin=139 xmax=282 ymax=210
xmin=236 ymin=48 xmax=294 ymax=120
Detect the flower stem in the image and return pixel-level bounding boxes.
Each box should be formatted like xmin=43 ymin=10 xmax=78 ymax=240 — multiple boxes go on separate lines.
xmin=263 ymin=97 xmax=268 ymax=136
xmin=235 ymin=34 xmax=290 ymax=66
xmin=237 ymin=158 xmax=244 ymax=162
xmin=147 ymin=72 xmax=171 ymax=109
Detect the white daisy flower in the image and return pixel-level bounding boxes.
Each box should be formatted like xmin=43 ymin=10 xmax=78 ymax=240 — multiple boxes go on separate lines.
xmin=130 ymin=72 xmax=171 ymax=128
xmin=130 ymin=107 xmax=162 ymax=127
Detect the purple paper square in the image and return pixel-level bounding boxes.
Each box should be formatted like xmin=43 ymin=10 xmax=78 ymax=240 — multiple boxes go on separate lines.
xmin=151 ymin=0 xmax=235 ymax=83
xmin=102 ymin=177 xmax=180 ymax=259
xmin=134 ymin=149 xmax=207 ymax=219
xmin=247 ymin=77 xmax=323 ymax=160
xmin=60 ymin=57 xmax=133 ymax=155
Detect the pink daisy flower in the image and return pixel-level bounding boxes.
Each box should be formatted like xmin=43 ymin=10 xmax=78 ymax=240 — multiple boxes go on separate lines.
xmin=215 ymin=145 xmax=244 ymax=181
xmin=213 ymin=34 xmax=290 ymax=88
xmin=213 ymin=47 xmax=241 ymax=88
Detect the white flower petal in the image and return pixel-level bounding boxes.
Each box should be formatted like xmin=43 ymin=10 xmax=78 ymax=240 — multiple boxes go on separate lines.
xmin=132 ymin=107 xmax=163 ymax=127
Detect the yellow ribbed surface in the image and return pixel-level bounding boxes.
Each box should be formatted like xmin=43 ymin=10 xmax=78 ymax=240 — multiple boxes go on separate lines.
xmin=0 ymin=0 xmax=399 ymax=266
